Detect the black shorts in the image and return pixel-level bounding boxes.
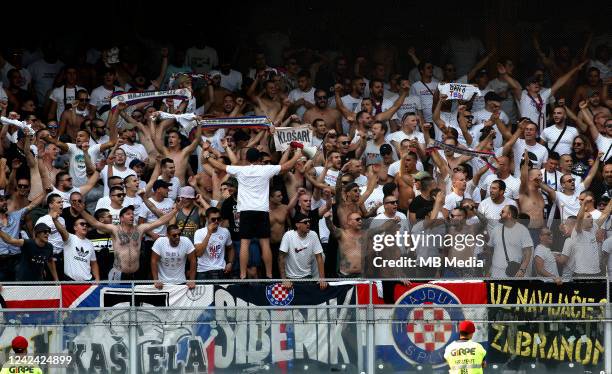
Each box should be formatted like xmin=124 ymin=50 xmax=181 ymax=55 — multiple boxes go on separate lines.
xmin=239 ymin=211 xmax=271 ymax=239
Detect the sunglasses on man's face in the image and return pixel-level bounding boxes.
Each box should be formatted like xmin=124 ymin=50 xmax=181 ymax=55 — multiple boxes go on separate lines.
xmin=77 ymin=222 xmax=89 ymax=227
xmin=316 ymin=96 xmax=328 ymax=100
xmin=209 ymin=217 xmax=221 ymax=223
xmin=17 ymin=184 xmax=30 ymax=189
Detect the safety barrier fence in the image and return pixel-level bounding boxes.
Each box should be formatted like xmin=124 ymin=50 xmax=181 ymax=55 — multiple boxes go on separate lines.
xmin=0 ymin=278 xmax=610 ymax=373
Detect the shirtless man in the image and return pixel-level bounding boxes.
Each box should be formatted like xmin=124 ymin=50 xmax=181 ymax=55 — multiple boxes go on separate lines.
xmin=325 ymin=210 xmax=363 ymax=277
xmin=303 ymin=89 xmax=342 ymax=133
xmin=59 ymin=89 xmax=91 ymax=141
xmin=7 ymin=177 xmax=33 ymax=212
xmin=519 ymin=150 xmax=546 ymax=229
xmin=248 ymin=76 xmax=282 ymax=120
xmin=154 ymin=119 xmax=203 ymax=185
xmin=76 ymin=201 xmax=182 ymax=280
xmin=269 ymin=188 xmax=290 ymax=278
xmin=205 ymin=72 xmax=233 ymax=114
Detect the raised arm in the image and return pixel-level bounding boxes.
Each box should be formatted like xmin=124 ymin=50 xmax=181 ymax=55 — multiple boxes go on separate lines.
xmin=182 ymin=122 xmax=203 ymax=156
xmin=280 ymin=148 xmax=303 ymax=174
xmin=582 ymin=152 xmax=600 ymax=189
xmin=138 ymin=203 xmax=181 ymax=233
xmin=50 ymin=211 xmax=69 ymax=242
xmin=519 ymin=149 xmax=529 ymax=195
xmin=333 ymin=84 xmax=355 ymax=121
xmin=42 ymin=134 xmax=69 ymax=153
xmin=76 ymin=204 xmax=115 ymax=233
xmin=375 ymin=81 xmax=410 ymax=122
xmin=551 ymin=60 xmax=588 ymax=97
xmin=497 ymin=63 xmax=522 ymax=101
xmin=37 ymin=156 xmax=53 ymax=192
xmin=500 ymin=121 xmax=523 ymax=156
xmin=0 ymin=229 xmax=24 ymax=247
xmin=563 ymin=102 xmax=588 ymax=133
xmin=466 ymin=49 xmax=496 ymax=82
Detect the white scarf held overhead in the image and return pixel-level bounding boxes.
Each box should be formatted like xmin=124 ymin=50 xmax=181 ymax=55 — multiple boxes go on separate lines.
xmin=0 ymin=117 xmax=34 ymax=135
xmin=155 ymin=112 xmax=199 ymax=136
xmin=437 ymin=83 xmax=481 ymax=101
xmin=110 ymin=89 xmax=192 ymax=109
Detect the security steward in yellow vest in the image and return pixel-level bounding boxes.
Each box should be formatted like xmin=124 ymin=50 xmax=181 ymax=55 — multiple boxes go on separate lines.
xmin=444 ymin=320 xmax=487 ymax=374
xmin=1 ymin=336 xmax=43 ymax=374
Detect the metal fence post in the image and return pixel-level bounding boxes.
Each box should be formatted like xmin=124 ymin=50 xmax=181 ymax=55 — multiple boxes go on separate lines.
xmin=366 ymin=280 xmax=375 ymax=374
xmin=129 ymin=281 xmax=138 ymax=374
xmin=606 ymin=274 xmax=611 ymax=374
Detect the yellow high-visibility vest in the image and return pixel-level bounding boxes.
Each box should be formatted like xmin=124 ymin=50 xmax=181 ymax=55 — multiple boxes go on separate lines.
xmin=0 ymin=363 xmax=44 ymax=374
xmin=443 ymin=339 xmax=486 ymax=374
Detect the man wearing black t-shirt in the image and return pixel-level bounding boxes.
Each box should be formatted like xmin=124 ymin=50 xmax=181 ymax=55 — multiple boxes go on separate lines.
xmin=408 ymin=176 xmax=437 ymax=224
xmin=0 ymin=223 xmax=58 ymax=282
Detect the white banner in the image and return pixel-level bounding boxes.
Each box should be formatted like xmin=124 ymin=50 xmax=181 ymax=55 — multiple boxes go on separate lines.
xmin=273 ymin=125 xmax=312 ymax=151
xmin=437 ymin=83 xmax=481 ymax=101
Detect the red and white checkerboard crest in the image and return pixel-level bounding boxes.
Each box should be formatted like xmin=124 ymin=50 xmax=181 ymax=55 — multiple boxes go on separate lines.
xmin=391 ymin=284 xmax=464 ymax=367
xmin=265 ymin=283 xmax=295 ymax=306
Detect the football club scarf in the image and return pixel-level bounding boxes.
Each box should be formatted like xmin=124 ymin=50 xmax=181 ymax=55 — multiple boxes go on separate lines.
xmin=426 ymin=139 xmax=498 ymax=171
xmin=110 ymin=88 xmax=192 ymax=109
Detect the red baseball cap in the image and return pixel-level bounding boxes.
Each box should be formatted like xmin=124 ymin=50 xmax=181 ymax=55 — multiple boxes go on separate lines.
xmin=12 ymin=336 xmax=28 ymax=350
xmin=458 ymin=320 xmax=475 ymax=334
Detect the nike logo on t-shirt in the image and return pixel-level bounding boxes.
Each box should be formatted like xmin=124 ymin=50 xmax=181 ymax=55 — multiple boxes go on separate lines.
xmin=294 ymin=247 xmax=307 ymax=253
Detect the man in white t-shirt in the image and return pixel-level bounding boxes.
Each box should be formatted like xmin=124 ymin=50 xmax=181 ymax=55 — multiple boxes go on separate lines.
xmin=152 ymin=224 xmax=196 ymax=288
xmin=480 ymin=156 xmax=520 ymax=200
xmin=540 ymin=106 xmax=579 ymax=156
xmin=601 ymin=234 xmax=612 ymax=279
xmin=194 ymin=207 xmax=234 ymax=279
xmin=488 ymin=205 xmax=533 ymax=278
xmin=185 ymin=44 xmax=218 ymax=74
xmin=510 ymin=122 xmax=548 ymax=176
xmin=470 ymin=92 xmax=509 ymax=150
xmin=387 ymin=112 xmax=425 ymax=156
xmin=27 ymin=49 xmax=64 ymax=105
xmin=571 ymin=196 xmax=609 ymax=277
xmin=500 ymin=61 xmax=587 ymax=131
xmin=157 ymin=158 xmax=181 ymax=201
xmin=42 ymin=169 xmax=99 ymax=209
xmin=139 ymin=180 xmax=175 ymax=241
xmin=58 ymin=130 xmax=115 ymax=187
xmin=478 ymin=180 xmax=518 ymax=234
xmin=100 ymin=148 xmax=137 ymax=196
xmin=89 ymin=67 xmax=123 ymax=111
xmin=119 ymin=123 xmax=148 ymax=166
xmin=205 ymin=147 xmax=302 ymax=279
xmin=443 ymin=172 xmax=471 ymax=216
xmin=409 ymin=61 xmax=440 ymax=123
xmin=336 ymin=76 xmax=365 ymax=133
xmin=218 ymin=62 xmax=243 ymax=92
xmin=540 ymin=157 xmax=600 ymax=219
xmin=48 ymin=66 xmax=85 ymax=121
xmin=533 ymin=227 xmax=562 ymax=284
xmin=279 ymin=213 xmax=327 ymax=289
xmin=51 ymin=212 xmax=100 ymax=282
xmin=288 ymin=71 xmax=316 ymax=119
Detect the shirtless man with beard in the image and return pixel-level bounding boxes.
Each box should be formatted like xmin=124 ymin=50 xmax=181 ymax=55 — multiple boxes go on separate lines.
xmin=303 ymin=89 xmax=342 ymax=133
xmin=248 ymin=75 xmax=283 ymax=121
xmin=154 ymin=119 xmax=203 ymax=185
xmin=269 ymin=188 xmax=290 ymax=278
xmin=519 ymin=150 xmax=546 ymax=229
xmin=325 ymin=210 xmax=363 ymax=277
xmin=205 ymin=72 xmax=233 ymax=114
xmin=76 ymin=201 xmax=182 ymax=280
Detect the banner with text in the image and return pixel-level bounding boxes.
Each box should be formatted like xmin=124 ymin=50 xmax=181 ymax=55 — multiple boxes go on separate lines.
xmin=273 ymin=125 xmax=312 ymax=151
xmin=486 ymin=280 xmax=607 ymax=369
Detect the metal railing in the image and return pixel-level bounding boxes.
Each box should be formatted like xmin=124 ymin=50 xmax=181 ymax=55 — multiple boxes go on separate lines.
xmin=0 ymin=277 xmax=610 ymax=373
